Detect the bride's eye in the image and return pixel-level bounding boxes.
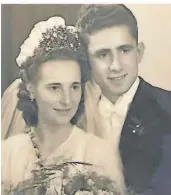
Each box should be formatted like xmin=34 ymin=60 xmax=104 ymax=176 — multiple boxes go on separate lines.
xmin=72 ymin=84 xmax=81 ymax=91
xmin=52 ymin=86 xmax=59 ymax=90
xmin=49 ymin=85 xmax=60 ymax=91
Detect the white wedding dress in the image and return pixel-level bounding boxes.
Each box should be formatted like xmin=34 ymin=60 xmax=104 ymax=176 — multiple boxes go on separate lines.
xmin=2 ymin=125 xmax=125 ymax=194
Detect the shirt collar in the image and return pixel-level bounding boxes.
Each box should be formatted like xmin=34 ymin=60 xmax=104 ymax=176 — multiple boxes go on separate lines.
xmin=99 ymin=77 xmax=140 ymax=118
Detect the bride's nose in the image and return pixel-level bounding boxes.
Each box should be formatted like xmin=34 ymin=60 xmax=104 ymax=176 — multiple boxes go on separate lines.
xmin=60 ymin=89 xmax=72 ymax=107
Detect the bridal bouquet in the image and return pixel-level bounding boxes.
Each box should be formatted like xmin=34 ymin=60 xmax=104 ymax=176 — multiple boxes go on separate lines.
xmin=3 ymin=161 xmax=134 ymax=195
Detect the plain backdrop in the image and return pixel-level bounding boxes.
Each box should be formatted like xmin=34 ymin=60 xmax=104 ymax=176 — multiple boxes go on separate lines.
xmin=1 ymin=4 xmax=171 ymax=94
xmin=126 ymin=4 xmax=171 ymax=90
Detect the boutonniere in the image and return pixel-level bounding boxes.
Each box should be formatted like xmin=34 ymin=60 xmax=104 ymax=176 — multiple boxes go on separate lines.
xmin=128 ymin=116 xmax=145 ymax=136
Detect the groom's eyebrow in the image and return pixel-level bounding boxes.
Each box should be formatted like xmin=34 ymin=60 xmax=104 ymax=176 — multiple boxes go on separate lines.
xmin=117 ymin=44 xmax=135 ymax=50
xmin=90 ymin=44 xmax=135 ymax=56
xmin=47 ymin=83 xmax=61 ymax=86
xmin=92 ymin=48 xmax=110 ymax=56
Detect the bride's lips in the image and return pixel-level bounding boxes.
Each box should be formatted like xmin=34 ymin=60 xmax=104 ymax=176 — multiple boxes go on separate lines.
xmin=53 ymin=108 xmax=72 ymax=115
xmin=107 ymin=74 xmax=128 ymax=81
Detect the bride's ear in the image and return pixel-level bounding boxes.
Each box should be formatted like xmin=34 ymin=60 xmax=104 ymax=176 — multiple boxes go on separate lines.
xmin=26 ymin=83 xmax=35 ymax=100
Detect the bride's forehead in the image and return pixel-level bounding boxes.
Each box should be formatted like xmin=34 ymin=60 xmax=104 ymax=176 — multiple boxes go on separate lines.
xmin=37 ymin=59 xmax=81 ymax=82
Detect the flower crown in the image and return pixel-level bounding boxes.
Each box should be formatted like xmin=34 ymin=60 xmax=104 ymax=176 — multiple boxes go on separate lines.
xmin=16 ymin=16 xmax=82 ymax=68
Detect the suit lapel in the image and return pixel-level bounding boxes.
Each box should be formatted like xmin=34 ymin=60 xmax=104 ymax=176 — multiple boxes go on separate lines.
xmin=119 ymin=77 xmax=168 ymax=192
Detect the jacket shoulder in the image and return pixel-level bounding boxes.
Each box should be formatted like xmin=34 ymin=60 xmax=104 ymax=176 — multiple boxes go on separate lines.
xmin=139 ymin=78 xmax=171 ymax=116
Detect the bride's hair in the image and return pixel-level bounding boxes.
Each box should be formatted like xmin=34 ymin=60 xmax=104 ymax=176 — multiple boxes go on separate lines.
xmin=16 ymin=17 xmax=90 ymax=127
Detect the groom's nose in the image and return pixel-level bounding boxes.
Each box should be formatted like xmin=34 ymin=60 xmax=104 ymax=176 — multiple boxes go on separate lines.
xmin=109 ymin=51 xmax=122 ymax=72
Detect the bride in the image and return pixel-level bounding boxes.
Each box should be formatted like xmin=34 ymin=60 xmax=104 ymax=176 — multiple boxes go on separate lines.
xmin=2 ymin=16 xmax=125 ymax=194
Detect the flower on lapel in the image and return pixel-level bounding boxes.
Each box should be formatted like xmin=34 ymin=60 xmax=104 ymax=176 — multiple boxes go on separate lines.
xmin=128 ymin=116 xmax=145 ymax=136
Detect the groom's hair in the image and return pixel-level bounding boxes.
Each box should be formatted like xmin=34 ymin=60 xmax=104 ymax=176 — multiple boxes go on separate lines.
xmin=76 ymin=4 xmax=138 ymax=43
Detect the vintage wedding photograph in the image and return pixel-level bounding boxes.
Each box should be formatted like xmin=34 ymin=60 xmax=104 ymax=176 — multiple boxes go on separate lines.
xmin=1 ymin=4 xmax=171 ymax=195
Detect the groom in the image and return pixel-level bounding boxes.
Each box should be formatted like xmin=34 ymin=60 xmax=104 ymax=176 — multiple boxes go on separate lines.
xmin=76 ymin=4 xmax=171 ymax=194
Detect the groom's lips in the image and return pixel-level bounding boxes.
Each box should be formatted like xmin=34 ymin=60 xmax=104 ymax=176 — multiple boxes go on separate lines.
xmin=107 ymin=74 xmax=128 ymax=81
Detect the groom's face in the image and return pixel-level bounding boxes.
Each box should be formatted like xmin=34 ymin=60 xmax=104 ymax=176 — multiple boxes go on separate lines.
xmin=88 ymin=25 xmax=144 ymax=97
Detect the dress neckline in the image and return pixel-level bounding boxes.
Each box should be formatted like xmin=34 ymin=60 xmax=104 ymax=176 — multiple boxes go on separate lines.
xmin=27 ymin=125 xmax=77 ymax=162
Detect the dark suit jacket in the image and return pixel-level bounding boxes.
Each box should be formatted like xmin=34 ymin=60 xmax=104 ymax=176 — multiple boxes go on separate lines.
xmin=119 ymin=77 xmax=171 ymax=193
xmin=143 ymin=135 xmax=171 ymax=195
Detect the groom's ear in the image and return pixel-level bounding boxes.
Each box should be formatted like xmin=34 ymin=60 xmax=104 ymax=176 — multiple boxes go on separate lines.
xmin=137 ymin=42 xmax=145 ymax=63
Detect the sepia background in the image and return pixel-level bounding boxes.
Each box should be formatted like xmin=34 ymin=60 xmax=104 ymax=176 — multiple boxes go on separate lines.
xmin=1 ymin=4 xmax=171 ymax=95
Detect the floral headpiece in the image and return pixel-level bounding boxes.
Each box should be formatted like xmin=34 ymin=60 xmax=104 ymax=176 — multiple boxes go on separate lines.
xmin=16 ymin=16 xmax=82 ymax=68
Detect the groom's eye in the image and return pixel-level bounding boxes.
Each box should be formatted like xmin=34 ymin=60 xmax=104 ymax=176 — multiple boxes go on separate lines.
xmin=121 ymin=48 xmax=132 ymax=54
xmin=96 ymin=49 xmax=110 ymax=59
xmin=99 ymin=52 xmax=107 ymax=58
xmin=119 ymin=44 xmax=134 ymax=54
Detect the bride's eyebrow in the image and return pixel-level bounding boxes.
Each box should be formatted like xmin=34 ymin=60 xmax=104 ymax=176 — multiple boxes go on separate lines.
xmin=72 ymin=82 xmax=81 ymax=85
xmin=46 ymin=82 xmax=81 ymax=86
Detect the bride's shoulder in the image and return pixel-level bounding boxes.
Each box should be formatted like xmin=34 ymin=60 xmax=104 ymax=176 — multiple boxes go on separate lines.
xmin=2 ymin=133 xmax=34 ymax=173
xmin=2 ymin=133 xmax=31 ymax=152
xmin=2 ymin=133 xmax=30 ymax=143
xmin=74 ymin=125 xmax=111 ymax=149
xmin=2 ymin=133 xmax=35 ymax=186
xmin=74 ymin=126 xmax=100 ymax=140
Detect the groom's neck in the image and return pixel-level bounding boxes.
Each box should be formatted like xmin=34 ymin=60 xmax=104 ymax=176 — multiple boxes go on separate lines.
xmin=101 ymin=90 xmax=120 ymax=104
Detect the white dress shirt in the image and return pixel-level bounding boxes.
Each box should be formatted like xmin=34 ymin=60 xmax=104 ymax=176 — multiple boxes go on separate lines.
xmin=98 ymin=77 xmax=140 ymax=147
